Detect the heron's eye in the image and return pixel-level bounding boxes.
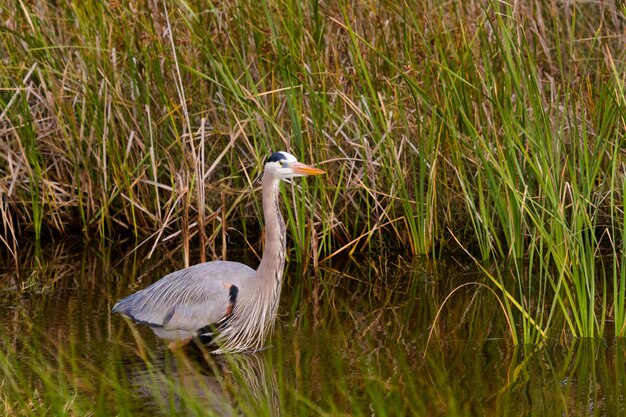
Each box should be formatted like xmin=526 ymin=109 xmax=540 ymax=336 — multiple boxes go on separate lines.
xmin=279 ymin=161 xmax=286 ymax=167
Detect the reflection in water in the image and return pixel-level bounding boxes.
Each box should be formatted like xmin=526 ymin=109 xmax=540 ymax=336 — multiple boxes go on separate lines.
xmin=121 ymin=346 xmax=278 ymax=416
xmin=0 ymin=243 xmax=625 ymax=416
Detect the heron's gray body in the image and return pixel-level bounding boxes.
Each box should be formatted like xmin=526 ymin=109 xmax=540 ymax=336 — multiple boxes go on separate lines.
xmin=112 ymin=151 xmax=323 ymax=353
xmin=112 ymin=261 xmax=254 ymax=341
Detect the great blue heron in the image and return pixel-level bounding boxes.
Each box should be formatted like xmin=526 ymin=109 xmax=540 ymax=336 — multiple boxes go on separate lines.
xmin=112 ymin=151 xmax=324 ymax=353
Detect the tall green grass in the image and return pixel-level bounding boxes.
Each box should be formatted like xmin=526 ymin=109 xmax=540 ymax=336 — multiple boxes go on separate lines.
xmin=1 ymin=0 xmax=625 ymax=342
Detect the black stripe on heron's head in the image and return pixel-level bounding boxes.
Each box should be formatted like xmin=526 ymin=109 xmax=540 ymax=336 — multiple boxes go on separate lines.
xmin=266 ymin=152 xmax=289 ymax=164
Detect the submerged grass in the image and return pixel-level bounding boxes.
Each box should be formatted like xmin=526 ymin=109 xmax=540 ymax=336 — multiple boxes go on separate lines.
xmin=1 ymin=1 xmax=626 ymax=341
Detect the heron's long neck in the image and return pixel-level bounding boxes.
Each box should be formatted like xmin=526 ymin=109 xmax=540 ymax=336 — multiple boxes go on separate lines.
xmin=215 ymin=173 xmax=286 ymax=353
xmin=256 ymin=173 xmax=286 ymax=287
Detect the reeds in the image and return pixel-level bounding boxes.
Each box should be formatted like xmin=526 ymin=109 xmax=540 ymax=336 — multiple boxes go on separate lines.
xmin=1 ymin=0 xmax=625 ymax=343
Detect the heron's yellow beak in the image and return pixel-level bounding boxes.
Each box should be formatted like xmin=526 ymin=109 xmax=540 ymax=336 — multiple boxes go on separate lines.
xmin=291 ymin=162 xmax=325 ymax=176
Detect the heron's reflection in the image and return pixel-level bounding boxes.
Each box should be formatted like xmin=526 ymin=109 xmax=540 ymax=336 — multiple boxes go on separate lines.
xmin=121 ymin=343 xmax=279 ymax=416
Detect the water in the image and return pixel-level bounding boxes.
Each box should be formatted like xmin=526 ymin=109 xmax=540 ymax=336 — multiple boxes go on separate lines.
xmin=1 ymin=242 xmax=625 ymax=416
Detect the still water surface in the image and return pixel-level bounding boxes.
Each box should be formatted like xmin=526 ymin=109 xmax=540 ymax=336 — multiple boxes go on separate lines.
xmin=0 ymin=242 xmax=624 ymax=416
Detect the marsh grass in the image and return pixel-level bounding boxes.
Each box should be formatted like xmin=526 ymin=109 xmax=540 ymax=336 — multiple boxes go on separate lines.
xmin=1 ymin=0 xmax=626 ymax=341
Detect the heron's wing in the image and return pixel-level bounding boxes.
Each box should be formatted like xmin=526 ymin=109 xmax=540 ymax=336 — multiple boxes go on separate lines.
xmin=113 ymin=261 xmax=254 ymax=334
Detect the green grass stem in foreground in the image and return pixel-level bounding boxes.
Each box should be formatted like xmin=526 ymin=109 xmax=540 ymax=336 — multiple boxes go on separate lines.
xmin=1 ymin=0 xmax=625 ymax=342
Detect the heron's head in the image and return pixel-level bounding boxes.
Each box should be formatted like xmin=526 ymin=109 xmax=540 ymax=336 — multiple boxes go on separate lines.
xmin=265 ymin=151 xmax=325 ymax=180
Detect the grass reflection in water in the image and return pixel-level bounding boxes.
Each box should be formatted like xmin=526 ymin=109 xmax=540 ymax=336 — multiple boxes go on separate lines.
xmin=0 ymin=244 xmax=624 ymax=416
